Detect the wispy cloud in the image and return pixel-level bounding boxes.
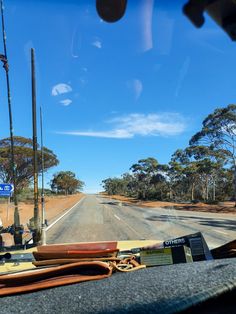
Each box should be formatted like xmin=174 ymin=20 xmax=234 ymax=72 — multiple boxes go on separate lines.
xmin=60 ymin=99 xmax=72 ymax=106
xmin=57 ymin=113 xmax=186 ymax=139
xmin=127 ymin=79 xmax=143 ymax=100
xmin=64 ymin=129 xmax=132 ymax=139
xmin=52 ymin=83 xmax=72 ymax=96
xmin=92 ymin=39 xmax=102 ymax=49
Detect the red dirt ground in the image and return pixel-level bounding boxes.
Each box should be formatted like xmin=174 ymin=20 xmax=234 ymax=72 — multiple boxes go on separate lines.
xmin=0 ymin=193 xmax=84 ymax=227
xmin=101 ymin=194 xmax=236 ymax=214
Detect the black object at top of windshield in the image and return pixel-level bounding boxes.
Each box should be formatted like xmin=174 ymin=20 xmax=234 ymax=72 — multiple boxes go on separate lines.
xmin=184 ymin=0 xmax=236 ymax=41
xmin=96 ymin=0 xmax=236 ymax=41
xmin=96 ymin=0 xmax=127 ymax=23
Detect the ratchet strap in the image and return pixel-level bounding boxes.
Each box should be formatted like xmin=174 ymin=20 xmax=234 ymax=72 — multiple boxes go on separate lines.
xmin=0 ymin=261 xmax=112 ymax=296
xmin=33 ymin=248 xmax=119 ymax=260
xmin=0 ymin=248 xmax=145 ymax=296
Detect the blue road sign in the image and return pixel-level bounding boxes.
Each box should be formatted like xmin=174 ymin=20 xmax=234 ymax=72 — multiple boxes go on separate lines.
xmin=0 ymin=184 xmax=14 ymax=197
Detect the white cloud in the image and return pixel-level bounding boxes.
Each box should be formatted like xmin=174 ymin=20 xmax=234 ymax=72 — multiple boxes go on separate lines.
xmin=92 ymin=40 xmax=102 ymax=49
xmin=64 ymin=129 xmax=132 ymax=139
xmin=58 ymin=113 xmax=186 ymax=139
xmin=60 ymin=99 xmax=72 ymax=106
xmin=52 ymin=83 xmax=72 ymax=96
xmin=127 ymin=79 xmax=143 ymax=100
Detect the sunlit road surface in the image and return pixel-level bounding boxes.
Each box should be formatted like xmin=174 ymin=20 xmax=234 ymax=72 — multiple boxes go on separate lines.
xmin=46 ymin=194 xmax=236 ymax=249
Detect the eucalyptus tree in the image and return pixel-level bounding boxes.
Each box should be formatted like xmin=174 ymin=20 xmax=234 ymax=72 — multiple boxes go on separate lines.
xmin=185 ymin=146 xmax=227 ymax=201
xmin=170 ymin=149 xmax=200 ymax=201
xmin=0 ymin=136 xmax=59 ymax=192
xmin=168 ymin=159 xmax=187 ymax=201
xmin=101 ymin=177 xmax=127 ymax=195
xmin=121 ymin=172 xmax=137 ymax=197
xmin=51 ymin=171 xmax=84 ymax=195
xmin=171 ymin=145 xmax=229 ymax=202
xmin=130 ymin=157 xmax=167 ymax=200
xmin=190 ymin=104 xmax=236 ymax=204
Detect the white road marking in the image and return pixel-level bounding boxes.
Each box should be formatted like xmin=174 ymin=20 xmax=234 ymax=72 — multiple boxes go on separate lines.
xmin=114 ymin=214 xmax=121 ymax=221
xmin=214 ymin=229 xmax=228 ymax=235
xmin=103 ymin=203 xmax=141 ymax=237
xmin=46 ymin=196 xmax=85 ymax=231
xmin=113 ymin=211 xmax=141 ymax=237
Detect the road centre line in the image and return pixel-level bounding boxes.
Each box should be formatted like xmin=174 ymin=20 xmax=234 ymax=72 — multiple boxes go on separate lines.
xmin=46 ymin=196 xmax=85 ymax=231
xmin=114 ymin=213 xmax=141 ymax=238
xmin=114 ymin=214 xmax=121 ymax=221
xmin=213 ymin=229 xmax=228 ymax=235
xmin=104 ymin=203 xmax=142 ymax=238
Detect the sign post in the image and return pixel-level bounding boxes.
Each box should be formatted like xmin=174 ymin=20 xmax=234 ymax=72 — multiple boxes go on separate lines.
xmin=7 ymin=196 xmax=10 ymax=221
xmin=0 ymin=183 xmax=14 ymax=197
xmin=0 ymin=183 xmax=13 ymax=224
xmin=31 ymin=48 xmax=41 ymax=244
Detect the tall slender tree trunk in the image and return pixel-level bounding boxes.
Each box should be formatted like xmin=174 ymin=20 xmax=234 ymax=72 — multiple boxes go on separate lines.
xmin=234 ymin=165 xmax=236 ymax=207
xmin=206 ymin=176 xmax=209 ymax=201
xmin=191 ymin=182 xmax=195 ymax=201
xmin=201 ymin=182 xmax=205 ymax=201
xmin=212 ymin=178 xmax=216 ymax=201
xmin=169 ymin=187 xmax=173 ymax=200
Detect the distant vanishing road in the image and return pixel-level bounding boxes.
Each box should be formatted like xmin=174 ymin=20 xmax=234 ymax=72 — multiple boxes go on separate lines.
xmin=46 ymin=194 xmax=236 ymax=249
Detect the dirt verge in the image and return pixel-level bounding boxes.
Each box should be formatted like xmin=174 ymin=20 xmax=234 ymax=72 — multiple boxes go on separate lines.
xmin=0 ymin=193 xmax=84 ymax=227
xmin=101 ymin=194 xmax=236 ymax=214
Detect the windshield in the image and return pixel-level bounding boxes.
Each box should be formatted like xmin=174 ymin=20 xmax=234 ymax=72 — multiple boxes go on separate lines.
xmin=0 ymin=0 xmax=235 ymax=250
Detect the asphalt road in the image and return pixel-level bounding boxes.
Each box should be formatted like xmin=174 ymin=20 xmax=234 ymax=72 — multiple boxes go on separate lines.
xmin=46 ymin=194 xmax=236 ymax=249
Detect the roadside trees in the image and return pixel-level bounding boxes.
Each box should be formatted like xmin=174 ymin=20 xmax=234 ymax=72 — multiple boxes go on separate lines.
xmin=101 ymin=177 xmax=127 ymax=195
xmin=190 ymin=104 xmax=236 ymax=205
xmin=51 ymin=171 xmax=84 ymax=195
xmin=129 ymin=158 xmax=167 ymax=200
xmin=186 ymin=146 xmax=229 ymax=202
xmin=0 ymin=136 xmax=59 ymax=192
xmin=102 ymin=158 xmax=169 ymax=200
xmin=170 ymin=146 xmax=230 ymax=202
xmin=170 ymin=149 xmax=200 ymax=202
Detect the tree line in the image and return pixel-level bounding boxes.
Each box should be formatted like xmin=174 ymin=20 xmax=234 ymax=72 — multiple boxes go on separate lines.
xmin=102 ymin=104 xmax=236 ymax=204
xmin=0 ymin=136 xmax=84 ymax=196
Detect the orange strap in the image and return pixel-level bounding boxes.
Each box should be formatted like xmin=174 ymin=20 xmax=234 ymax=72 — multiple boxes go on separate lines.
xmin=0 ymin=261 xmax=112 ymax=297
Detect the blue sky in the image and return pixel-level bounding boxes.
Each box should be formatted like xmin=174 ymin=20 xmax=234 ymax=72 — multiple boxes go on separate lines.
xmin=0 ymin=0 xmax=236 ymax=193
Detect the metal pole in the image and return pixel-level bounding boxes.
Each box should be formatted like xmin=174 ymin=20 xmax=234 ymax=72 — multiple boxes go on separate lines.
xmin=31 ymin=48 xmax=40 ymax=244
xmin=6 ymin=196 xmax=9 ymax=221
xmin=40 ymin=106 xmax=46 ymax=245
xmin=0 ymin=0 xmax=22 ymax=244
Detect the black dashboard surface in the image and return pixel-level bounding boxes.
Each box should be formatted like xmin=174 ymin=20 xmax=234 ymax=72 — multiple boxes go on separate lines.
xmin=1 ymin=258 xmax=236 ymax=314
